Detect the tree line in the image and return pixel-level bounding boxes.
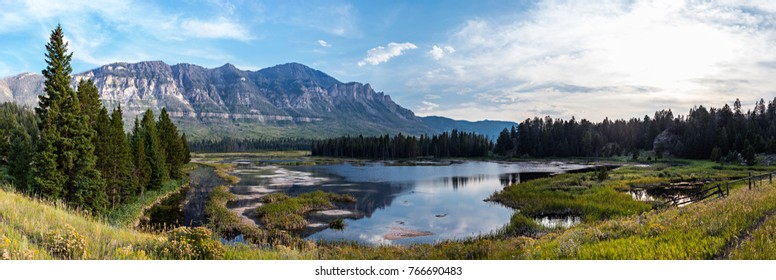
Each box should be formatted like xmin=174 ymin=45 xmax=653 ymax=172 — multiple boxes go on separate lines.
xmin=189 ymin=137 xmax=310 ymax=153
xmin=494 ymin=98 xmax=776 ymax=164
xmin=311 ymin=130 xmax=492 ymax=159
xmin=0 ymin=25 xmax=190 ymax=215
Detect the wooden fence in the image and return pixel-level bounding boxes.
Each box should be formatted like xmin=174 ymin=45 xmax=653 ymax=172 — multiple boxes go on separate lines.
xmin=656 ymin=171 xmax=776 ymax=209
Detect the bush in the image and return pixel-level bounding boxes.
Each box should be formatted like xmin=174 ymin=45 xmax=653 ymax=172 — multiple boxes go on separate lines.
xmin=158 ymin=227 xmax=225 ymax=260
xmin=44 ymin=224 xmax=87 ymax=259
xmin=329 ymin=219 xmax=346 ymax=231
xmin=597 ymin=168 xmax=609 ymax=181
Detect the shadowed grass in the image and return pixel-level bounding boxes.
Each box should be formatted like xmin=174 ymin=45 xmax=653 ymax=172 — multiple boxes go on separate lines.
xmin=106 ymin=179 xmax=185 ymax=228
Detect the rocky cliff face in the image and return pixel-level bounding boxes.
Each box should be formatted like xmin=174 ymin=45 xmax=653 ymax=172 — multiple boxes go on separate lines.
xmin=0 ymin=72 xmax=45 ymax=107
xmin=1 ymin=61 xmax=433 ymax=139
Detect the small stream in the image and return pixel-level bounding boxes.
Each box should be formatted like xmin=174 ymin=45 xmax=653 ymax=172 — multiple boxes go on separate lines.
xmin=141 ymin=166 xmax=226 ymax=229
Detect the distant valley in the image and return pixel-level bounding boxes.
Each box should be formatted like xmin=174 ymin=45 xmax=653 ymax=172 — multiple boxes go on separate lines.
xmin=1 ymin=61 xmax=515 ymax=140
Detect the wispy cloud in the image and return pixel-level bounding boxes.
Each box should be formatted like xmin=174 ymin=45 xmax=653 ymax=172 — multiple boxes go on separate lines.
xmin=427 ymin=45 xmax=455 ymax=60
xmin=358 ymin=42 xmax=417 ymax=66
xmin=318 ymin=40 xmax=331 ymax=47
xmin=182 ymin=17 xmax=252 ymax=41
xmin=279 ymin=3 xmax=359 ymax=37
xmin=0 ymin=0 xmax=255 ymax=72
xmin=418 ymin=0 xmax=776 ymax=121
xmin=417 ymin=100 xmax=439 ymax=112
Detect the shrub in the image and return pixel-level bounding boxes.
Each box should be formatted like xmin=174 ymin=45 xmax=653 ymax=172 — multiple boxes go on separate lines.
xmin=597 ymin=168 xmax=609 ymax=181
xmin=329 ymin=219 xmax=346 ymax=231
xmin=44 ymin=224 xmax=87 ymax=259
xmin=158 ymin=227 xmax=225 ymax=260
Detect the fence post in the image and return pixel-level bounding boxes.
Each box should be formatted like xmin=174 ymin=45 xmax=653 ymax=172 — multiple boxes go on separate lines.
xmin=717 ymin=184 xmax=722 ymax=198
xmin=749 ymin=172 xmax=752 ymax=190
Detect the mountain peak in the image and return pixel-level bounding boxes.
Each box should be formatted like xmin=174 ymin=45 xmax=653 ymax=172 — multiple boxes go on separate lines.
xmin=218 ymin=63 xmax=238 ymax=70
xmin=258 ymin=62 xmax=340 ymax=88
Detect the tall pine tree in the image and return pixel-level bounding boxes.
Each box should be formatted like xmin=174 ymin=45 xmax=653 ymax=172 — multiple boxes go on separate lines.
xmin=141 ymin=109 xmax=168 ymax=189
xmin=32 ymin=25 xmax=106 ymax=214
xmin=157 ymin=108 xmax=184 ymax=179
xmin=130 ymin=117 xmax=151 ymax=195
xmin=102 ymin=106 xmax=135 ymax=207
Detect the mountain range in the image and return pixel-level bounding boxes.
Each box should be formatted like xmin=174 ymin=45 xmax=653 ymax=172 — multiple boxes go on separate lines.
xmin=1 ymin=61 xmax=516 ymax=140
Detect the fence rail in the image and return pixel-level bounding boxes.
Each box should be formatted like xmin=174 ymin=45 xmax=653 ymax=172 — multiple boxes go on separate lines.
xmin=655 ymin=171 xmax=776 ymax=209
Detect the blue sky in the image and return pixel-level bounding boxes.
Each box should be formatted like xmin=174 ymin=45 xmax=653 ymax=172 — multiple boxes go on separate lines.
xmin=2 ymin=1 xmax=776 ymax=122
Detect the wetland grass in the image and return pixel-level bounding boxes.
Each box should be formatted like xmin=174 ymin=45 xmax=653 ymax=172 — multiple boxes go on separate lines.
xmin=253 ymin=191 xmax=356 ymax=231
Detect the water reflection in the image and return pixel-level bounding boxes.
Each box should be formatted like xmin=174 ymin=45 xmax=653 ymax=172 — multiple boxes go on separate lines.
xmin=629 ymin=187 xmax=700 ymax=207
xmin=181 ymin=166 xmax=226 ymax=227
xmin=227 ymin=160 xmax=591 ymax=245
xmin=535 ymin=216 xmax=582 ymax=229
xmin=499 ymin=172 xmax=554 ymax=187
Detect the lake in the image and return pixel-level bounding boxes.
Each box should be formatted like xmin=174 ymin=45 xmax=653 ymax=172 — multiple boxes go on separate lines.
xmin=226 ymin=159 xmax=591 ymax=245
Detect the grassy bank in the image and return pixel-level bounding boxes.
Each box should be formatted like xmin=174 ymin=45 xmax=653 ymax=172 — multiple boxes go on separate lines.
xmin=106 ymin=179 xmax=186 ymax=228
xmin=0 ymin=185 xmax=318 ymax=260
xmin=253 ymin=191 xmax=356 ymax=231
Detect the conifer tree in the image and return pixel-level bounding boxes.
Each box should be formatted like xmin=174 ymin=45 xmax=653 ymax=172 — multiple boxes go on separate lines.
xmin=181 ymin=133 xmax=191 ymax=164
xmin=7 ymin=131 xmax=34 ymax=193
xmin=104 ymin=106 xmax=135 ymax=207
xmin=130 ymin=117 xmax=151 ymax=195
xmin=36 ymin=25 xmax=71 ymax=130
xmin=157 ymin=108 xmax=183 ymax=179
xmin=141 ymin=109 xmax=167 ymax=189
xmin=32 ymin=25 xmax=106 ymax=214
xmin=94 ymin=107 xmax=111 ymax=172
xmin=32 ymin=25 xmax=69 ymax=199
xmin=76 ymin=79 xmax=101 ymax=131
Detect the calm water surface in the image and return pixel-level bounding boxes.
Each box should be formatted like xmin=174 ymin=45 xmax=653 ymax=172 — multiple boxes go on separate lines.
xmin=229 ymin=160 xmax=589 ymax=245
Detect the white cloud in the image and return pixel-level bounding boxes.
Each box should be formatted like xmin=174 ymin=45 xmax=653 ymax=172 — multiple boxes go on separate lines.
xmin=318 ymin=40 xmax=331 ymax=47
xmin=182 ymin=17 xmax=252 ymax=41
xmin=0 ymin=0 xmax=257 ymax=73
xmin=418 ymin=0 xmax=776 ymax=121
xmin=427 ymin=45 xmax=455 ymax=60
xmin=358 ymin=42 xmax=418 ymax=66
xmin=417 ymin=101 xmax=439 ymax=112
xmin=424 ymin=94 xmax=440 ymax=100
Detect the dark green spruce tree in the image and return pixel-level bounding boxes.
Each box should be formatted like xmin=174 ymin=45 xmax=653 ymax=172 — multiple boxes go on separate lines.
xmin=141 ymin=109 xmax=168 ymax=189
xmin=156 ymin=108 xmax=184 ymax=179
xmin=103 ymin=106 xmax=136 ymax=207
xmin=32 ymin=25 xmax=69 ymax=199
xmin=32 ymin=25 xmax=106 ymax=214
xmin=180 ymin=133 xmax=191 ymax=164
xmin=130 ymin=117 xmax=151 ymax=195
xmin=76 ymin=79 xmax=101 ymax=130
